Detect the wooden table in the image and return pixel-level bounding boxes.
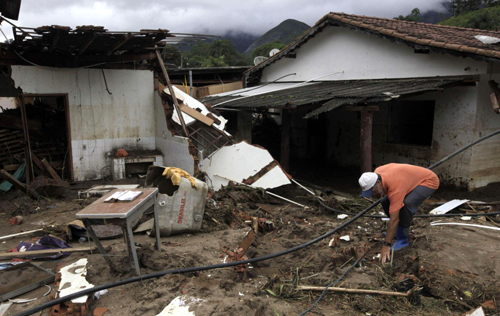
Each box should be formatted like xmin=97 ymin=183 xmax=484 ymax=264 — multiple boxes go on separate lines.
xmin=76 ymin=188 xmax=160 ymax=275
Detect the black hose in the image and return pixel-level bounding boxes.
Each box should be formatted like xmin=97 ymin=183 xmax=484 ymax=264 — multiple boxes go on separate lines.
xmin=14 ymin=197 xmax=384 ymax=316
xmin=319 ymin=128 xmax=500 ymax=218
xmin=319 ymin=199 xmax=500 ymax=218
xmin=16 ymin=129 xmax=500 ymax=316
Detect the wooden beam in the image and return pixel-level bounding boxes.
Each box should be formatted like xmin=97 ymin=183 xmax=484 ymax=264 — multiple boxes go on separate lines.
xmin=49 ymin=29 xmax=62 ymax=53
xmin=0 ymin=169 xmax=39 ymax=199
xmin=0 ymin=246 xmax=97 ymax=260
xmin=106 ymin=33 xmax=132 ymax=55
xmin=78 ymin=32 xmax=97 ymax=55
xmin=0 ymin=114 xmax=41 ymax=132
xmin=280 ymin=109 xmax=291 ymax=172
xmin=343 ymin=105 xmax=380 ymax=112
xmin=297 ymin=285 xmax=413 ymax=297
xmin=179 ymin=103 xmax=214 ymax=126
xmin=360 ymin=110 xmax=373 ymax=173
xmin=41 ymin=158 xmax=62 ymax=181
xmin=19 ymin=97 xmax=33 ymax=185
xmin=155 ymin=50 xmax=189 ymax=136
xmin=31 ymin=153 xmax=46 ymax=174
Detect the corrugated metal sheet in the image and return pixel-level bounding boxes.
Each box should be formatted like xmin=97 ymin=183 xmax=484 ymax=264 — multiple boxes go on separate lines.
xmin=200 ymin=78 xmax=469 ymax=116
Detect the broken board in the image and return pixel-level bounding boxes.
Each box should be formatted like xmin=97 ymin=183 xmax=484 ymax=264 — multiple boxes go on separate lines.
xmin=0 ymin=262 xmax=55 ymax=302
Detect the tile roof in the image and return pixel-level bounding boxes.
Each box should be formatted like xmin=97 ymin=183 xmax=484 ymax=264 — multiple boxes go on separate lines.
xmin=201 ymin=77 xmax=470 ymax=117
xmin=246 ymin=12 xmax=500 ymax=80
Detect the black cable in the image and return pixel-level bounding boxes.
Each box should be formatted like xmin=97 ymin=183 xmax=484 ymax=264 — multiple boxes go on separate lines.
xmin=16 ymin=129 xmax=500 ymax=316
xmin=318 ymin=199 xmax=500 ymax=218
xmin=14 ymin=197 xmax=384 ymax=316
xmin=317 ymin=128 xmax=500 ymax=219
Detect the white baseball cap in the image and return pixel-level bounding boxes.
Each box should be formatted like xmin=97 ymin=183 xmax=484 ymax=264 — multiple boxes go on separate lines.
xmin=358 ymin=172 xmax=378 ymax=197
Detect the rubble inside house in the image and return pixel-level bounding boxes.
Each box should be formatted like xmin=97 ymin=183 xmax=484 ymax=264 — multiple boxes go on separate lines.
xmin=1 ymin=64 xmax=500 ymax=316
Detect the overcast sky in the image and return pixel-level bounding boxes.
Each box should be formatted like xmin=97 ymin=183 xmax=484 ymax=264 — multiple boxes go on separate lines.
xmin=1 ymin=0 xmax=448 ymax=40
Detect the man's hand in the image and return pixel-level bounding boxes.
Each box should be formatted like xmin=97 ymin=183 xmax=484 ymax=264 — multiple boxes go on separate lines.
xmin=380 ymin=245 xmax=391 ymax=263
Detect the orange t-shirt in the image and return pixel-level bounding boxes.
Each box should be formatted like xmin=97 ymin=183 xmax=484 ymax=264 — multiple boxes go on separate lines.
xmin=375 ymin=163 xmax=439 ymax=214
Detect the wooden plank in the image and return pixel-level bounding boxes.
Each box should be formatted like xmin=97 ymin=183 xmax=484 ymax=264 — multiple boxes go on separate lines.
xmin=31 ymin=153 xmax=45 ymax=173
xmin=179 ymin=103 xmax=214 ymax=126
xmin=343 ymin=105 xmax=380 ymax=112
xmin=155 ymin=50 xmax=189 ymax=137
xmin=3 ymin=164 xmax=20 ymax=172
xmin=0 ymin=115 xmax=41 ymax=131
xmin=0 ymin=169 xmax=39 ymax=199
xmin=0 ymin=246 xmax=97 ymax=260
xmin=19 ymin=98 xmax=33 ymax=185
xmin=297 ymin=286 xmax=410 ymax=297
xmin=41 ymin=158 xmax=62 ymax=181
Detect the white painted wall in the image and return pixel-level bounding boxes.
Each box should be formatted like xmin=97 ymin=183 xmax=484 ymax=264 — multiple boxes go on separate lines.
xmin=470 ymin=70 xmax=500 ymax=189
xmin=11 ymin=66 xmax=156 ymax=181
xmin=259 ymin=25 xmax=500 ymax=189
xmin=154 ymin=94 xmax=195 ymax=175
xmin=261 ymin=27 xmax=486 ymax=83
xmin=0 ymin=97 xmax=16 ymax=112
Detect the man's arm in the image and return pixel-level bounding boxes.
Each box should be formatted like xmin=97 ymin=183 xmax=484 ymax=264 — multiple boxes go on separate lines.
xmin=380 ymin=210 xmax=399 ymax=263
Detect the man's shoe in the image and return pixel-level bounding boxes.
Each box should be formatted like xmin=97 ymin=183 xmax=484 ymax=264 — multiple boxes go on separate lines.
xmin=391 ymin=226 xmax=409 ymax=251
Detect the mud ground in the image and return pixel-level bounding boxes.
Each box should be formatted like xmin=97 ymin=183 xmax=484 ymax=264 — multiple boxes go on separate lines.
xmin=1 ymin=177 xmax=499 ymax=316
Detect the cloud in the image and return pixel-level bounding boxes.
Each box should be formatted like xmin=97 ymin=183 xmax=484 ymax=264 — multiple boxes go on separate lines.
xmin=1 ymin=0 xmax=448 ymax=40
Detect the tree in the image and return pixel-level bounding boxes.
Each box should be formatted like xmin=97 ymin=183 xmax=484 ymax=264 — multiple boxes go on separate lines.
xmin=185 ymin=39 xmax=250 ymax=68
xmin=252 ymin=40 xmax=286 ymax=58
xmin=201 ymin=56 xmax=228 ymax=67
xmin=162 ymin=45 xmax=182 ymax=68
xmin=465 ymin=10 xmax=498 ymax=28
xmin=395 ymin=8 xmax=421 ymax=21
xmin=450 ymin=0 xmax=482 ymax=15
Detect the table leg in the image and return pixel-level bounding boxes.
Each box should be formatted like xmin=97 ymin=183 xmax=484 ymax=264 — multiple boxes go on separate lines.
xmin=153 ymin=194 xmax=161 ymax=252
xmin=126 ymin=219 xmax=141 ymax=275
xmin=82 ymin=219 xmax=117 ymax=271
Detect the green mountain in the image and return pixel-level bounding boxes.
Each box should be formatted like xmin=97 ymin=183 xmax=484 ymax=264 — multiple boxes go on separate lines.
xmin=439 ymin=5 xmax=500 ymax=30
xmin=243 ymin=19 xmax=310 ymax=54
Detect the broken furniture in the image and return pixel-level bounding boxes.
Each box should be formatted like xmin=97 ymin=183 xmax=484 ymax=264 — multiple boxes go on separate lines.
xmin=75 ymin=188 xmax=161 ymax=275
xmin=145 ymin=166 xmax=208 ymax=236
xmin=0 ymin=262 xmax=55 ymax=302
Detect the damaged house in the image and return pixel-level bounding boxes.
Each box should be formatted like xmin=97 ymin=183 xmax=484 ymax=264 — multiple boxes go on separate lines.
xmin=0 ymin=22 xmax=288 ymax=194
xmin=201 ymin=12 xmax=500 ymax=190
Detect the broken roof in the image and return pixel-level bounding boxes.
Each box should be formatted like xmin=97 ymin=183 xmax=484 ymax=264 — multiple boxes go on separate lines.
xmin=247 ymin=12 xmax=500 ymax=81
xmin=200 ymin=77 xmax=471 ymax=117
xmin=2 ymin=24 xmax=209 ymax=68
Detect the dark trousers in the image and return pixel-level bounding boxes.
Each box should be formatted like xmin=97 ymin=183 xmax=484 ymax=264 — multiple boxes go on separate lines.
xmin=381 ymin=185 xmax=436 ymax=227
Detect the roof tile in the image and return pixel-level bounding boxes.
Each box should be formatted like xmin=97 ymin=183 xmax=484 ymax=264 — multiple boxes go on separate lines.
xmin=246 ymin=12 xmax=500 ymax=75
xmin=324 ymin=12 xmax=500 ymax=59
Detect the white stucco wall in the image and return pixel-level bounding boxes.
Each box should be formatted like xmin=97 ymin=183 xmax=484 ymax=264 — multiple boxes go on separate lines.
xmin=469 ymin=70 xmax=500 ymax=189
xmin=0 ymin=97 xmax=17 ymax=112
xmin=261 ymin=27 xmax=486 ymax=83
xmin=11 ymin=66 xmax=156 ymax=181
xmin=258 ymin=25 xmax=500 ymax=189
xmin=154 ymin=94 xmax=195 ymax=175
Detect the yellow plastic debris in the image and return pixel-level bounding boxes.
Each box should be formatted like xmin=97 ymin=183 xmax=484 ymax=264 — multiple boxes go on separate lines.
xmin=162 ymin=167 xmax=198 ymax=189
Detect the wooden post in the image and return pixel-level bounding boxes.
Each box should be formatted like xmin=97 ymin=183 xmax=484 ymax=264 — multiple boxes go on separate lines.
xmin=19 ymin=97 xmax=34 ymax=185
xmin=296 ymin=285 xmax=413 ymax=297
xmin=360 ymin=110 xmax=373 ymax=174
xmin=280 ymin=108 xmax=291 ymax=172
xmin=41 ymin=158 xmax=62 ymax=181
xmin=0 ymin=169 xmax=39 ymax=199
xmin=155 ymin=50 xmax=189 ymax=137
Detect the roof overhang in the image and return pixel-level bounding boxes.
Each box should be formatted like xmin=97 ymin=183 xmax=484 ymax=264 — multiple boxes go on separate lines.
xmin=245 ymin=13 xmax=500 ymax=85
xmin=200 ymin=76 xmax=475 ymax=118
